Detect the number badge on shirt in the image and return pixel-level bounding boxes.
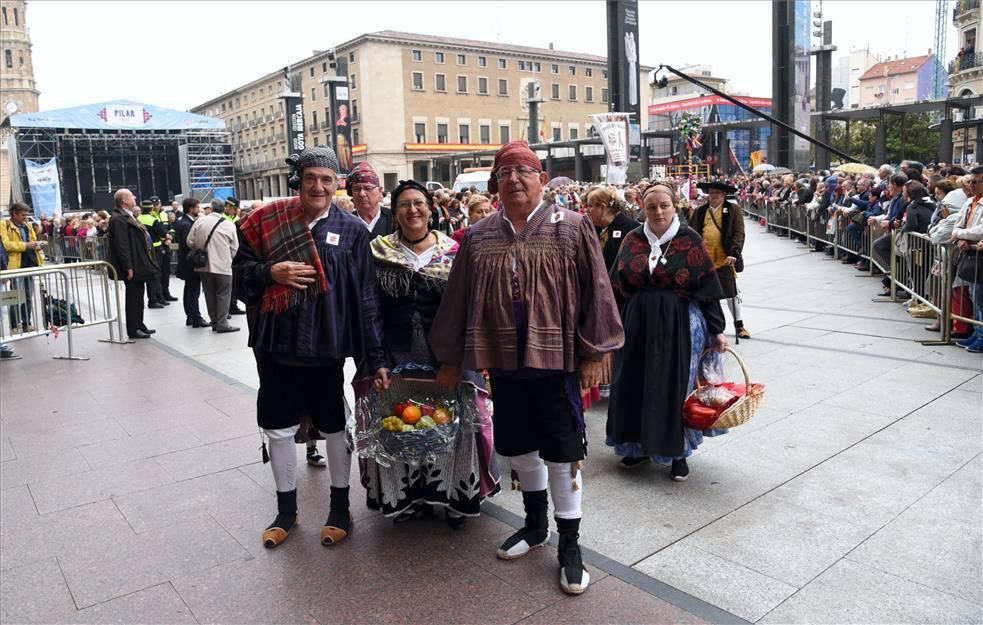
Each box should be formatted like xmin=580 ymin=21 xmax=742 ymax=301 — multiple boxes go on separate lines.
xmin=326 ymin=232 xmax=340 ymax=246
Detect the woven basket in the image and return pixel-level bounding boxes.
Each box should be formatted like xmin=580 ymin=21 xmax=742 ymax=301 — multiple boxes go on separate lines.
xmin=688 ymin=347 xmax=764 ymax=430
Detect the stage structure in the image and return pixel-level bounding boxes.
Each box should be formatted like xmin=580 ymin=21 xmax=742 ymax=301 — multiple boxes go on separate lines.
xmin=3 ymin=100 xmax=231 ymax=212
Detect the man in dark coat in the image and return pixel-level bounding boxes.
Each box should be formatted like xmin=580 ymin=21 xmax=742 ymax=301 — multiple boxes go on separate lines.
xmin=348 ymin=162 xmax=394 ymax=238
xmin=174 ymin=197 xmax=207 ymax=327
xmin=107 ymin=188 xmax=160 ymax=339
xmin=691 ymin=180 xmax=750 ymax=339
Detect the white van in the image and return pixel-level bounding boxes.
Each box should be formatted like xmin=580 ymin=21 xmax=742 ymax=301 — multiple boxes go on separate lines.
xmin=451 ymin=170 xmax=491 ymax=193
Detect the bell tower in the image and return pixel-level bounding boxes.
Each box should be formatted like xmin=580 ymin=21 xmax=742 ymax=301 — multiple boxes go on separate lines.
xmin=1 ymin=0 xmax=40 ymax=210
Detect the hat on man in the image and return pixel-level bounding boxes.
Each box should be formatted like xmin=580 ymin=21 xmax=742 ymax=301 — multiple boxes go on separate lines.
xmin=149 ymin=196 xmax=161 ymax=204
xmin=488 ymin=140 xmax=542 ymax=194
xmin=140 ymin=199 xmax=154 ymax=209
xmin=225 ymin=196 xmax=239 ymax=208
xmin=347 ymin=162 xmax=380 ymax=196
xmin=696 ymin=180 xmax=737 ymax=194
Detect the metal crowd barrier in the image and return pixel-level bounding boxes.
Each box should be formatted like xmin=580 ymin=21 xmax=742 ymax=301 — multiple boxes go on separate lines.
xmin=746 ymin=198 xmax=979 ymax=345
xmin=41 ymin=235 xmax=109 ymax=264
xmin=0 ymin=261 xmax=129 ymax=359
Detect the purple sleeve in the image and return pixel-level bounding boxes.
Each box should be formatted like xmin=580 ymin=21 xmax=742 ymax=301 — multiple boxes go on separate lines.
xmin=574 ymin=215 xmax=625 ymax=359
xmin=352 ymin=228 xmax=386 ymax=372
xmin=429 ymin=229 xmax=473 ymax=368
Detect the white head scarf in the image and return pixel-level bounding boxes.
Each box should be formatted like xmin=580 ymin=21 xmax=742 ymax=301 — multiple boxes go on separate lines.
xmin=643 ymin=215 xmax=680 ymax=273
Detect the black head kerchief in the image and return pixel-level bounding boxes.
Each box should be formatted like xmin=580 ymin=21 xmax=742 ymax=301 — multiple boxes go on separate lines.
xmin=390 ymin=180 xmax=433 ymax=210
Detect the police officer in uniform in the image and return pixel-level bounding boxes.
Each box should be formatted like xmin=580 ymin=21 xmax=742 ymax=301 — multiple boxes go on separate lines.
xmin=136 ymin=199 xmax=169 ymax=308
xmin=151 ymin=196 xmax=178 ymax=303
xmin=223 ymin=197 xmax=246 ymax=316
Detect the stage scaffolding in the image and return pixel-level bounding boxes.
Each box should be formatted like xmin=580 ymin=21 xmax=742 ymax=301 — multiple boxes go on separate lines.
xmin=12 ymin=127 xmax=232 ymax=210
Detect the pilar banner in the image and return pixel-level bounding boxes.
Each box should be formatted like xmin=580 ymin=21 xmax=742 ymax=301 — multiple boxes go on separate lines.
xmin=328 ymin=84 xmax=352 ymax=176
xmin=592 ymin=113 xmax=629 ymax=185
xmin=24 ymin=158 xmax=62 ymax=219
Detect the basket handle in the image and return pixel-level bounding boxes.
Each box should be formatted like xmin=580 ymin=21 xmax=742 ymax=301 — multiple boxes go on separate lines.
xmin=697 ymin=347 xmax=752 ymax=389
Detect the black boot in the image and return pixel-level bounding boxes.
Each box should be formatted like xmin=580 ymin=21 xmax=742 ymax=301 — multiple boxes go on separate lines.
xmin=321 ymin=486 xmax=352 ymax=546
xmin=262 ymin=489 xmax=297 ymax=548
xmin=556 ymin=517 xmax=590 ymax=594
xmin=496 ymin=489 xmax=549 ymax=560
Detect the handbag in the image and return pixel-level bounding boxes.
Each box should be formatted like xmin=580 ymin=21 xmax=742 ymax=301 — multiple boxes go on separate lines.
xmin=956 ymin=249 xmax=983 ymax=283
xmin=187 ymin=217 xmax=224 ymax=269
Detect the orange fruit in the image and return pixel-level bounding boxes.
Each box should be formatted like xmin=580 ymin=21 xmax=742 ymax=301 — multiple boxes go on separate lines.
xmin=401 ymin=405 xmax=422 ymax=425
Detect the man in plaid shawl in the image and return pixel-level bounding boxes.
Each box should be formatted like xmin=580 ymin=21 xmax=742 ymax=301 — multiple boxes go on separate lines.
xmin=234 ymin=146 xmax=387 ymax=549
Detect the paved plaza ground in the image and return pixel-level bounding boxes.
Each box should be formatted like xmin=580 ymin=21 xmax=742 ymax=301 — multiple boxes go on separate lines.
xmin=1 ymin=218 xmax=980 ymax=625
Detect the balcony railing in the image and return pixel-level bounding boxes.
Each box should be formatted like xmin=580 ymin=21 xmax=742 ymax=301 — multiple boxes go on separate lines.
xmin=949 ymin=51 xmax=983 ymax=75
xmin=309 ymin=123 xmax=319 ymax=132
xmin=954 ymin=0 xmax=979 ymax=20
xmin=321 ymin=121 xmax=331 ymax=130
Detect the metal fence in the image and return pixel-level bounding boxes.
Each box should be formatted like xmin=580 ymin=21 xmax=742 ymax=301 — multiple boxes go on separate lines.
xmin=0 ymin=261 xmax=129 ymax=359
xmin=742 ymin=202 xmax=979 ymax=345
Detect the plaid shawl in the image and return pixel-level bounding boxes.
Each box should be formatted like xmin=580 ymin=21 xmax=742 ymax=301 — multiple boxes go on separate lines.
xmin=238 ymin=197 xmax=327 ymax=314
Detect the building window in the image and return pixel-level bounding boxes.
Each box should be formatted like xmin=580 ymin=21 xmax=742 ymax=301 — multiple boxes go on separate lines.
xmin=552 ymin=64 xmax=559 ymax=74
xmin=478 ymin=55 xmax=487 ymax=67
xmin=498 ymin=79 xmax=508 ymax=95
xmin=414 ymin=122 xmax=426 ymax=143
xmin=310 ymin=67 xmax=315 ymax=77
xmin=4 ymin=50 xmax=12 ymax=69
xmin=435 ymin=52 xmax=445 ymax=64
xmin=435 ymin=73 xmax=446 ymax=92
xmin=570 ymin=127 xmax=579 ymax=140
xmin=569 ymin=65 xmax=576 ymax=76
xmin=480 ymin=124 xmax=491 ymax=144
xmin=551 ymin=83 xmax=560 ymax=99
xmin=13 ymin=7 xmax=18 ymax=25
xmin=221 ymin=103 xmax=226 ymax=112
xmin=353 ymin=128 xmax=360 ymax=144
xmin=552 ymin=127 xmax=562 ymax=141
xmin=569 ymin=85 xmax=577 ymax=101
xmin=350 ymin=74 xmax=356 ymax=89
xmin=349 ymin=51 xmax=356 ymax=63
xmin=892 ymin=88 xmax=900 ymax=95
xmin=585 ymin=68 xmax=592 ymax=77
xmin=322 ymin=62 xmax=327 ymax=73
xmin=412 ymin=49 xmax=422 ymax=61
xmin=457 ymin=75 xmax=468 ymax=93
xmin=459 ymin=124 xmax=470 ymax=143
xmin=312 ymin=110 xmax=318 ymax=128
xmin=585 ymin=86 xmax=593 ymax=102
xmin=671 ymin=86 xmax=678 ymax=95
xmin=1 ymin=8 xmax=6 ymax=25
xmin=437 ymin=123 xmax=448 ymax=143
xmin=412 ymin=71 xmax=424 ymax=90
xmin=457 ymin=53 xmax=466 ymax=65
xmin=351 ymin=99 xmax=358 ymax=121
xmin=498 ymin=58 xmax=507 ymax=69
xmin=602 ymin=69 xmax=608 ymax=79
xmin=311 ymin=87 xmax=316 ymax=101
xmin=601 ymin=88 xmax=609 ymax=103
xmin=478 ymin=77 xmax=488 ymax=95
xmin=500 ymin=125 xmax=510 ymax=143
xmin=534 ymin=62 xmax=541 ymax=72
xmin=518 ymin=60 xmax=526 ymax=71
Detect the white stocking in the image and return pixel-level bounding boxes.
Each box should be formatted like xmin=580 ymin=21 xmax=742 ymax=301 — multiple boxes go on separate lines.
xmin=727 ymin=297 xmax=743 ymax=324
xmin=546 ymin=461 xmax=583 ymax=519
xmin=509 ymin=450 xmax=548 ymax=492
xmin=319 ymin=430 xmax=351 ymax=488
xmin=265 ymin=426 xmax=299 ymax=492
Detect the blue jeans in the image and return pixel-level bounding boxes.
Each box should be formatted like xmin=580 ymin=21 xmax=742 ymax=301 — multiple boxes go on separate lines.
xmin=8 ymin=277 xmax=34 ymax=330
xmin=973 ymin=283 xmax=983 ymax=338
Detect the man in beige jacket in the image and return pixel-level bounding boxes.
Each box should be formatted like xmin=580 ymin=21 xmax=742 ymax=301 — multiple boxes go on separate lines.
xmin=188 ymin=207 xmax=240 ymax=333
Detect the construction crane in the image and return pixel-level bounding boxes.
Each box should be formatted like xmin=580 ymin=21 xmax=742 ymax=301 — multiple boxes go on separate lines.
xmin=933 ymin=0 xmax=949 ymax=100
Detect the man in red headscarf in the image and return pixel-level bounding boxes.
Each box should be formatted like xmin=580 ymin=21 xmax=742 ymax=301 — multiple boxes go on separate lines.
xmin=348 ymin=162 xmax=394 ymax=238
xmin=430 ymin=141 xmax=624 ymax=595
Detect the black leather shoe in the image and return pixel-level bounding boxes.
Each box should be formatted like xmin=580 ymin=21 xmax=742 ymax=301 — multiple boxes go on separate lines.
xmin=192 ymin=319 xmax=210 ymax=328
xmin=128 ymin=330 xmax=152 ymax=339
xmin=215 ymin=326 xmax=240 ymax=334
xmin=164 ymin=295 xmax=179 ymax=302
xmin=148 ymin=303 xmax=165 ymax=309
xmin=139 ymin=326 xmax=156 ymax=335
xmin=229 ymin=307 xmax=246 ymax=315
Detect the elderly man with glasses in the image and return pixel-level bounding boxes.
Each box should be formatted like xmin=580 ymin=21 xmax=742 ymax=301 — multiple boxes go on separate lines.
xmin=430 ymin=140 xmax=624 ymax=595
xmin=348 ymin=162 xmax=394 ymax=237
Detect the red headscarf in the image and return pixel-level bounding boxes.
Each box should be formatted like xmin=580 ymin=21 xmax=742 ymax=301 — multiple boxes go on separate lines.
xmin=347 ymin=162 xmax=380 ymax=196
xmin=488 ymin=140 xmax=542 ymax=193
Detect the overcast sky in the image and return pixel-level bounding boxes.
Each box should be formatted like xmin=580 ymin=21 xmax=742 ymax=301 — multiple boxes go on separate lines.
xmin=27 ymin=0 xmax=954 ymax=112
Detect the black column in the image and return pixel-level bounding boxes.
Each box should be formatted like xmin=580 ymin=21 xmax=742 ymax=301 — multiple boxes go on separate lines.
xmin=939 ymin=113 xmax=954 ymax=164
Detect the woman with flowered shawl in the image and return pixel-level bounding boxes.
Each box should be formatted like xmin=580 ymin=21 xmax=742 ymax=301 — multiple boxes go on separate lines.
xmin=357 ymin=180 xmax=500 ymax=528
xmin=605 ymin=183 xmax=729 ymax=482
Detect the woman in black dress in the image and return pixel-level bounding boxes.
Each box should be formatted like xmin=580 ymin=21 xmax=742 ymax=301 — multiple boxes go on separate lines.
xmin=606 ymin=184 xmax=729 ymax=481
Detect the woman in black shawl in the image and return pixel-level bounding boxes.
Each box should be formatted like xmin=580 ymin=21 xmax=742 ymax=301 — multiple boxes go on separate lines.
xmin=605 ymin=184 xmax=729 ymax=481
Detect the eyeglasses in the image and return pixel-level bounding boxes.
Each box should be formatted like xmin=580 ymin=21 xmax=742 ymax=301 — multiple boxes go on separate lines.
xmin=350 ymin=184 xmax=378 ymax=194
xmin=495 ymin=166 xmax=541 ymax=181
xmin=396 ymin=199 xmax=429 ymax=211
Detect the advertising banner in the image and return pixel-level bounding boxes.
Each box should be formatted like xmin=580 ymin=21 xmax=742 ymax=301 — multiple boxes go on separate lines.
xmin=24 ymin=158 xmax=62 ymax=218
xmin=605 ymin=0 xmax=640 ymax=122
xmin=284 ymin=94 xmax=306 ymax=155
xmin=328 ymin=83 xmax=352 ymax=176
xmin=592 ymin=113 xmax=629 ymax=185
